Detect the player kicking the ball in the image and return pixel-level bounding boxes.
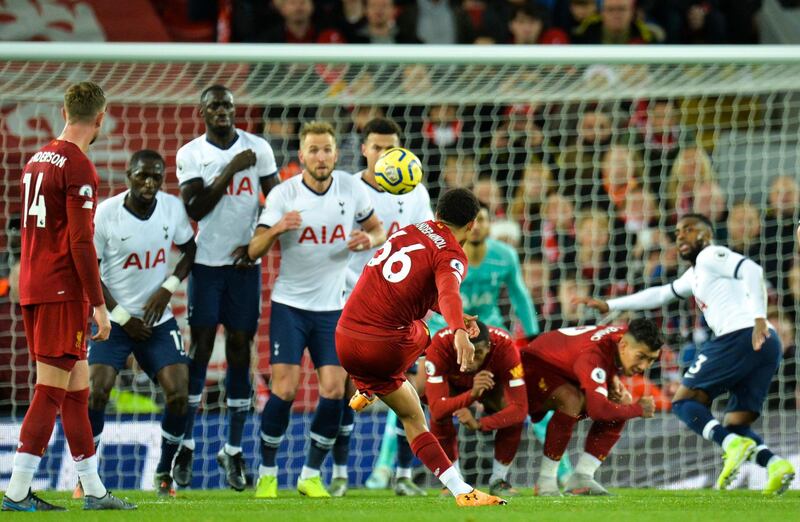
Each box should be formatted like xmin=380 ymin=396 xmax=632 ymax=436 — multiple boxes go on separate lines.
xmin=336 ymin=188 xmax=506 ymax=507
xmin=576 ymin=213 xmax=795 ymax=495
xmin=521 ymin=320 xmax=662 ymax=496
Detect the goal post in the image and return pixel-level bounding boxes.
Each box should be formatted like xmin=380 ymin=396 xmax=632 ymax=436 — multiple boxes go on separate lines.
xmin=0 ymin=43 xmax=798 ymax=491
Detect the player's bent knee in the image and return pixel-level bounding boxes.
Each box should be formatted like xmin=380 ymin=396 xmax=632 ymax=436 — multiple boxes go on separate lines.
xmin=88 ymin=389 xmax=111 ymax=411
xmin=165 ymin=392 xmax=189 ymax=416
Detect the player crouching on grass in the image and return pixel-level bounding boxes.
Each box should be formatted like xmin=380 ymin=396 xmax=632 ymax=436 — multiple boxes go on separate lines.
xmin=425 ymin=322 xmax=528 ymax=497
xmin=521 ymin=320 xmax=662 ymax=496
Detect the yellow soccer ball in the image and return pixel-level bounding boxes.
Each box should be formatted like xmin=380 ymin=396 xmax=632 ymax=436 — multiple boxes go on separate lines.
xmin=374 ymin=147 xmax=423 ymax=195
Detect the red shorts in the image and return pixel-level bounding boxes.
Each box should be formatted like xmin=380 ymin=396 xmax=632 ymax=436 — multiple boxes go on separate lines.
xmin=336 ymin=320 xmax=430 ymax=396
xmin=524 ymin=360 xmax=573 ymax=422
xmin=22 ymin=301 xmax=90 ymax=371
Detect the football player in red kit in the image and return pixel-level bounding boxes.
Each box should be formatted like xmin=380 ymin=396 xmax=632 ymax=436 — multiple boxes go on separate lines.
xmin=425 ymin=322 xmax=528 ymax=497
xmin=3 ymin=82 xmax=135 ymax=511
xmin=522 ymin=320 xmax=662 ymax=496
xmin=336 ymin=188 xmax=506 ymax=506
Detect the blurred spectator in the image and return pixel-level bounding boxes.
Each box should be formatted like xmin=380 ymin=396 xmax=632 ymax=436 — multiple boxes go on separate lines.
xmin=473 ymin=175 xmax=504 ymax=217
xmin=572 ymin=0 xmax=657 ymax=44
xmin=651 ymin=0 xmax=727 ymax=44
xmin=441 ymin=153 xmax=478 ymax=189
xmin=481 ymin=2 xmax=569 ymax=44
xmin=726 ymin=202 xmax=761 ymax=258
xmin=490 ymin=218 xmax=523 ymax=248
xmin=692 ymin=180 xmax=728 ymax=242
xmin=423 ymin=104 xmax=463 ymax=149
xmin=346 ymin=0 xmax=421 ymax=43
xmin=248 ymin=0 xmax=345 ymax=43
xmin=557 ymin=106 xmax=613 ymax=202
xmin=510 ymin=161 xmax=555 ymax=252
xmin=763 ymin=175 xmax=800 ymax=302
xmin=551 ymin=275 xmax=591 ymax=327
xmin=598 ymin=144 xmax=643 ymax=213
xmin=766 ymin=308 xmax=797 ymax=410
xmin=540 ymin=192 xmax=577 ymax=271
xmin=630 ymin=98 xmax=688 ymax=195
xmin=718 ymin=0 xmax=762 ymax=44
xmin=613 ymin=186 xmax=659 ymax=280
xmin=789 ymin=260 xmax=800 ymax=313
xmin=666 ymin=146 xmax=716 ymax=219
xmin=575 ymin=211 xmax=623 ymax=290
xmin=396 ymin=0 xmax=476 ymax=44
xmin=523 ymin=254 xmax=551 ymax=313
xmin=552 ymin=0 xmax=598 ymax=35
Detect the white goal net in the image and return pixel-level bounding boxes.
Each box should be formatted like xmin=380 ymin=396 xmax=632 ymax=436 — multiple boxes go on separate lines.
xmin=0 ymin=43 xmax=798 ymax=492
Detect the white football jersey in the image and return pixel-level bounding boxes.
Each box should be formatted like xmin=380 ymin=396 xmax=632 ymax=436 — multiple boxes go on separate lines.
xmin=94 ymin=191 xmax=194 ymax=326
xmin=344 ymin=171 xmax=433 ymax=296
xmin=258 ymin=171 xmax=374 ymax=311
xmin=669 ymin=245 xmax=759 ymax=337
xmin=176 ymin=128 xmax=277 ymax=266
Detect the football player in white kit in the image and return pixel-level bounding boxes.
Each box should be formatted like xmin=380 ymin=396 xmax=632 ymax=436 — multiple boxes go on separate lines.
xmin=248 ymin=121 xmax=385 ymax=499
xmin=576 ymin=213 xmax=795 ymax=495
xmin=330 ymin=118 xmax=433 ymax=497
xmin=87 ymin=150 xmax=196 ymax=497
xmin=173 ymin=85 xmax=279 ymax=491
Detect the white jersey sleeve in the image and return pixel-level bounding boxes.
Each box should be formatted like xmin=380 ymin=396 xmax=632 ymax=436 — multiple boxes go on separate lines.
xmin=352 ymin=179 xmax=374 ymax=223
xmin=258 ymin=183 xmax=287 ymax=228
xmin=670 ymin=268 xmax=694 ymax=298
xmin=695 ymin=245 xmax=746 ymax=279
xmin=175 ymin=144 xmax=200 ymax=185
xmin=169 ymin=195 xmax=195 ymax=245
xmin=254 ymin=137 xmax=278 ymax=179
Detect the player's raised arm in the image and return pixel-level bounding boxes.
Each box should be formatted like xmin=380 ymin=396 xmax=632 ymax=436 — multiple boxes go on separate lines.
xmin=179 ymin=149 xmax=256 ymax=221
xmin=575 ymin=271 xmax=692 ymax=314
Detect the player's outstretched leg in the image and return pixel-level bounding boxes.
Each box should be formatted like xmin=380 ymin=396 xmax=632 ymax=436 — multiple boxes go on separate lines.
xmin=726 ymin=424 xmax=795 ymax=495
xmin=395 ymin=420 xmax=427 ymax=496
xmin=174 ymin=327 xmax=215 ymax=488
xmin=330 ymin=395 xmax=355 ymax=497
xmin=380 ymin=382 xmax=506 ymax=507
xmin=564 ymin=420 xmax=624 ymax=496
xmin=672 ymin=397 xmax=755 ymax=490
xmin=489 ymin=424 xmax=523 ymax=497
xmin=217 ymin=332 xmax=252 ymax=492
xmin=536 ymin=410 xmax=579 ymax=496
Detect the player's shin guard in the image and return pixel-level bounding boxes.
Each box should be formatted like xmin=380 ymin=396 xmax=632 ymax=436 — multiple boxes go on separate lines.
xmin=672 ymin=399 xmax=731 ymax=447
xmin=584 ymin=420 xmax=625 ymax=463
xmin=183 ymin=360 xmax=208 ymax=444
xmin=332 ymin=400 xmax=354 ymax=478
xmin=259 ymin=394 xmax=293 ymax=468
xmin=225 ymin=365 xmax=251 ymax=452
xmin=430 ymin=417 xmax=458 ymax=462
xmin=726 ymin=425 xmax=775 ymax=467
xmin=494 ymin=424 xmax=523 ymax=469
xmin=157 ymin=411 xmax=186 ymax=474
xmin=62 ymin=389 xmax=106 ymax=498
xmin=306 ymin=397 xmax=343 ymax=473
xmin=410 ymin=432 xmax=470 ymax=495
xmin=543 ymin=411 xmax=579 ymax=461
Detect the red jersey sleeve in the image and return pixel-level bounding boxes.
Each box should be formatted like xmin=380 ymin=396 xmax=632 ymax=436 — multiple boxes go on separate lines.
xmin=573 ymin=351 xmax=643 ymax=422
xmin=424 ymin=333 xmax=474 ymax=422
xmin=479 ymin=333 xmax=528 ymax=431
xmin=433 ymin=249 xmax=467 ymax=332
xmin=65 ymin=155 xmax=104 ymax=306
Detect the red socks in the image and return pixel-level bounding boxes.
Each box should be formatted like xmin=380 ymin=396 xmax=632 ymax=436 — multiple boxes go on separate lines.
xmin=61 ymin=388 xmax=96 ymax=461
xmin=410 ymin=431 xmax=452 ymax=478
xmin=543 ymin=410 xmax=579 ymax=460
xmin=494 ymin=423 xmax=523 ymax=464
xmin=585 ymin=420 xmax=625 ymax=461
xmin=18 ymin=384 xmax=65 ymax=457
xmin=430 ymin=420 xmax=459 ymax=462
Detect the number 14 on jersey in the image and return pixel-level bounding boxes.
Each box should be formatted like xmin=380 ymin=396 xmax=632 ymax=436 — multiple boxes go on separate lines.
xmin=22 ymin=171 xmax=47 ymax=228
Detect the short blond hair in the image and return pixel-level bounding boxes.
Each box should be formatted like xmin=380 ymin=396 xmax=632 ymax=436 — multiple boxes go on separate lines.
xmin=299 ymin=120 xmax=337 ymax=144
xmin=64 ymin=82 xmax=106 ymax=123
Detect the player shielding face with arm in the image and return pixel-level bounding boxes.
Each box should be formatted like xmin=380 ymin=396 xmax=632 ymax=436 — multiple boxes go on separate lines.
xmin=249 ymin=121 xmax=385 ymax=499
xmin=522 ymin=320 xmax=662 ymax=496
xmin=86 ymin=150 xmax=196 ymax=498
xmin=336 ymin=188 xmax=506 ymax=507
xmin=3 ymin=82 xmax=135 ymax=512
xmin=425 ymin=323 xmax=528 ymax=497
xmin=575 ymin=213 xmax=795 ymax=495
xmin=172 ymin=84 xmax=279 ymax=491
xmin=333 ymin=117 xmax=434 ymax=497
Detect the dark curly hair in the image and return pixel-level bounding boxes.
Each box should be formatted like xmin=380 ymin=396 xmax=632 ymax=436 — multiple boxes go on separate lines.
xmin=627 ymin=318 xmax=664 ymax=351
xmin=436 ymin=188 xmax=480 ymax=228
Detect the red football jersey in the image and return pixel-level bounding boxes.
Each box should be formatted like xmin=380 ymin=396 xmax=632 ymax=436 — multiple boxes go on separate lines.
xmin=19 ymin=139 xmax=103 ymax=306
xmin=425 ymin=326 xmax=527 ymax=431
xmin=522 ymin=325 xmax=644 ymax=420
xmin=339 ymin=221 xmax=468 ymax=336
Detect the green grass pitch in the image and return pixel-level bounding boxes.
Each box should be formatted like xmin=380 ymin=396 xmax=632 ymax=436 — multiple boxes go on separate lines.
xmin=13 ymin=488 xmax=799 ymax=521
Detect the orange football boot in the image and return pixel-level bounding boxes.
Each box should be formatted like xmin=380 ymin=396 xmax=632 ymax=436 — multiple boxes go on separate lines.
xmin=455 ymin=489 xmax=507 ymax=506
